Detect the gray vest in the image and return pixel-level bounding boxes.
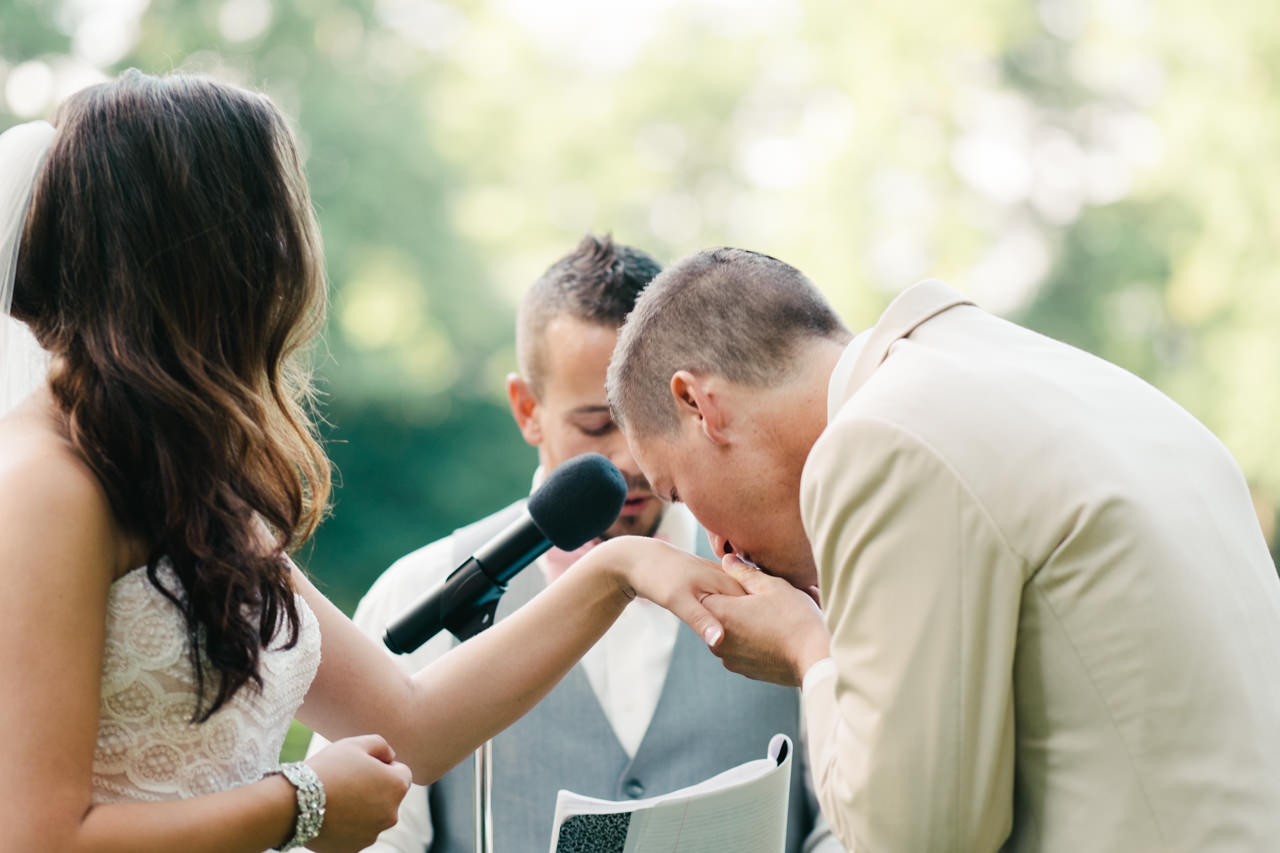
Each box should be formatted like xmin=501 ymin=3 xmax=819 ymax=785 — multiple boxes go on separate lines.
xmin=427 ymin=504 xmax=817 ymax=853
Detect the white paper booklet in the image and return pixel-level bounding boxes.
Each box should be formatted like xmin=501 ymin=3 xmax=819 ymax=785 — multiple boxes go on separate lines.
xmin=548 ymin=733 xmax=793 ymax=853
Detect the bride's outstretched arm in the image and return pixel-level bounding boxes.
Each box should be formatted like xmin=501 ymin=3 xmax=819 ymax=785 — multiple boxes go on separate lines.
xmin=295 ymin=535 xmax=741 ymax=785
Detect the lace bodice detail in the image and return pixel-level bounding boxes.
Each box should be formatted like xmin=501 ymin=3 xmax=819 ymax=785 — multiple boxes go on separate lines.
xmin=92 ymin=562 xmax=321 ymax=803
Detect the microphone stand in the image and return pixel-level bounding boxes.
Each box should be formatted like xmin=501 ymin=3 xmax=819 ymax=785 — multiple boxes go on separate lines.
xmin=474 ymin=736 xmax=494 ymax=853
xmin=447 ymin=594 xmax=504 ymax=853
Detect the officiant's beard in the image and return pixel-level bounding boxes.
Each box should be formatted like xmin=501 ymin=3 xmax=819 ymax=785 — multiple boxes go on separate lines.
xmin=599 ymin=472 xmax=665 ymax=540
xmin=600 ymin=509 xmax=665 ymax=541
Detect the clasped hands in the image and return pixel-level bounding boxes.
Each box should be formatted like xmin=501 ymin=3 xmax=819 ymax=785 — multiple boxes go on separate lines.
xmin=702 ymin=554 xmax=832 ymax=687
xmin=614 ymin=537 xmax=830 ymax=688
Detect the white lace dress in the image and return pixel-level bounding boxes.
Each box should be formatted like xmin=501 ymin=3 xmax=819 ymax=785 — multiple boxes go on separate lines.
xmin=92 ymin=562 xmax=322 ymax=803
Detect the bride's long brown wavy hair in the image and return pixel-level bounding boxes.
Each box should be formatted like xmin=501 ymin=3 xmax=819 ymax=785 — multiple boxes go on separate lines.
xmin=11 ymin=70 xmax=331 ymax=721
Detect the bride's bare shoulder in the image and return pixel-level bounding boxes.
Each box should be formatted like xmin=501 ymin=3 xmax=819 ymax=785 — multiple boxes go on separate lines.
xmin=0 ymin=401 xmax=124 ymax=574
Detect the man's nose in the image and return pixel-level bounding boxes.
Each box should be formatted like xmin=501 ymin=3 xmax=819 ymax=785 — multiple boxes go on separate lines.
xmin=707 ymin=532 xmax=734 ymax=559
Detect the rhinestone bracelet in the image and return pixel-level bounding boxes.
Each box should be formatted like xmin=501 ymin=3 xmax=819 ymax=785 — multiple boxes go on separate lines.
xmin=270 ymin=761 xmax=326 ymax=851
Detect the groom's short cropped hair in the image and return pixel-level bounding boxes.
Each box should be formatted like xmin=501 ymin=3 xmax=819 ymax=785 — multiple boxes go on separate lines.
xmin=607 ymin=247 xmax=851 ymax=438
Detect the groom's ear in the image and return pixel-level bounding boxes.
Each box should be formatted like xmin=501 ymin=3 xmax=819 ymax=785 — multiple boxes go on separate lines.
xmin=670 ymin=370 xmax=730 ymax=445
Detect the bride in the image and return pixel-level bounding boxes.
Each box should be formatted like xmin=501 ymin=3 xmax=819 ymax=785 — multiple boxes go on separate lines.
xmin=0 ymin=70 xmax=737 ymax=853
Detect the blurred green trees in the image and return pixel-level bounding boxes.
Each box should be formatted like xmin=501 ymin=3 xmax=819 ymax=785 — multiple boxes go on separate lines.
xmin=2 ymin=0 xmax=1276 ymax=608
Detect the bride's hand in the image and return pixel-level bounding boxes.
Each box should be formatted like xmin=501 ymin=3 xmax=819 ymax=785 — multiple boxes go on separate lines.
xmin=589 ymin=536 xmax=746 ymax=648
xmin=304 ymin=734 xmax=412 ymax=853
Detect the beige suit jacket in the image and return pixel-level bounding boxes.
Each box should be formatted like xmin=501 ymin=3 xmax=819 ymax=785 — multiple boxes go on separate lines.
xmin=799 ymin=279 xmax=1280 ymax=851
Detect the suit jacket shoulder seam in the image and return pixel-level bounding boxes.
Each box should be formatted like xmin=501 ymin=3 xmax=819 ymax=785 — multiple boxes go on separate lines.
xmin=831 ymin=411 xmax=1034 ymax=576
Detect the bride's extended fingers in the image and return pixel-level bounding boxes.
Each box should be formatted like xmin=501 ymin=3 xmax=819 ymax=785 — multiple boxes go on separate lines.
xmin=704 ymin=562 xmax=746 ymax=596
xmin=661 ymin=569 xmax=731 ymax=647
xmin=700 ymin=591 xmax=735 ymax=623
xmin=673 ymin=596 xmax=725 ymax=649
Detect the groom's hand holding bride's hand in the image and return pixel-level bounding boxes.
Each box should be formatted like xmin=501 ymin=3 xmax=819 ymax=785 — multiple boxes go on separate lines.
xmin=593 ymin=536 xmax=747 ymax=651
xmin=703 ymin=555 xmax=831 ymax=687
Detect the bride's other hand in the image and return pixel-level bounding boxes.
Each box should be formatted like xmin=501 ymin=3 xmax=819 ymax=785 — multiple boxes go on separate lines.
xmin=587 ymin=535 xmax=745 ymax=649
xmin=304 ymin=734 xmax=412 ymax=853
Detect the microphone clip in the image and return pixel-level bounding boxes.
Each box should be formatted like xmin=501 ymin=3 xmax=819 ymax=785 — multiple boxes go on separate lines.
xmin=382 ymin=557 xmax=506 ymax=652
xmin=440 ymin=565 xmax=503 ymax=642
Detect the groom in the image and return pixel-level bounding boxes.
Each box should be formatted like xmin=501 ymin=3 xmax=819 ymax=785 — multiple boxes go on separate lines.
xmin=606 ymin=247 xmax=1280 ymax=851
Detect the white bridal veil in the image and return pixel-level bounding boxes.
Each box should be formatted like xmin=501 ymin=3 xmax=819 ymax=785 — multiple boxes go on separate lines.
xmin=0 ymin=120 xmax=55 ymax=418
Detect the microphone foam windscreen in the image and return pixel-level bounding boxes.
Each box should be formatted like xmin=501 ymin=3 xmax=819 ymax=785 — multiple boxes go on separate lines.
xmin=527 ymin=453 xmax=627 ymax=550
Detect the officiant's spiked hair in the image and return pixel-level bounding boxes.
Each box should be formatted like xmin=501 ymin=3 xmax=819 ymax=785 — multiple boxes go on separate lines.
xmin=607 ymin=247 xmax=851 ymax=437
xmin=516 ymin=233 xmax=661 ymax=397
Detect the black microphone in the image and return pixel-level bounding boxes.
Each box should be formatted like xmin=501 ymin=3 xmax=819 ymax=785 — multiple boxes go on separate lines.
xmin=383 ymin=453 xmax=627 ymax=653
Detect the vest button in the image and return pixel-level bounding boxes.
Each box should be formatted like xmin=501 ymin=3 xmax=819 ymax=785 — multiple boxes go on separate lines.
xmin=624 ymin=778 xmax=645 ymax=798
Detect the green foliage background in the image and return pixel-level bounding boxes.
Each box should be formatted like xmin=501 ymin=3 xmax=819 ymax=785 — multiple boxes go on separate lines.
xmin=2 ymin=0 xmax=1276 ymax=624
